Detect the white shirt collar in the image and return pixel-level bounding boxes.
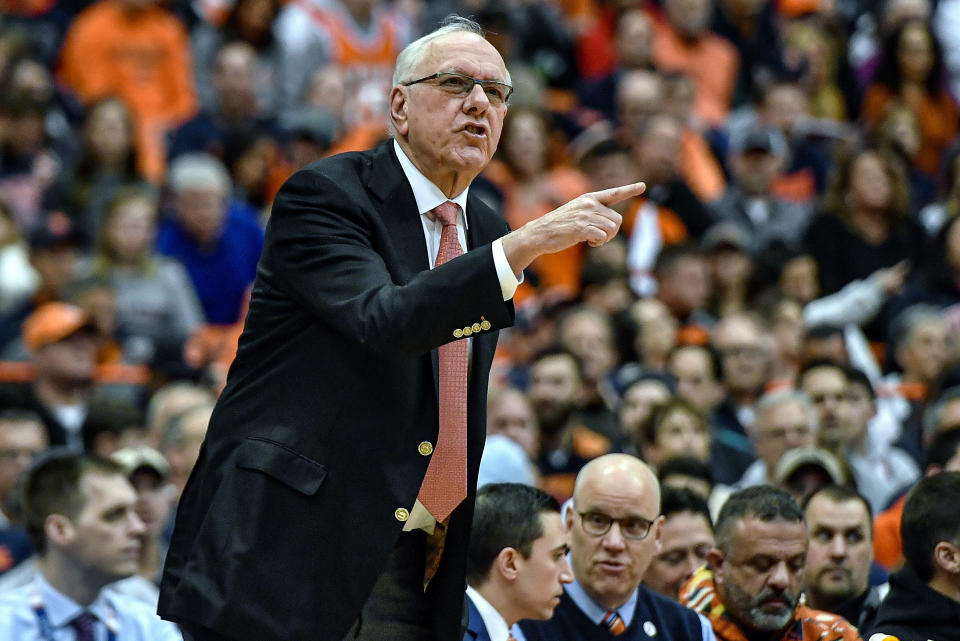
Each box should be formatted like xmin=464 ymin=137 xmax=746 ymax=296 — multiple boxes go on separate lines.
xmin=466 ymin=584 xmax=512 ymax=641
xmin=393 ymin=139 xmax=469 ymax=224
xmin=565 ymin=575 xmax=639 ymax=627
xmin=35 ymin=572 xmax=116 ymax=632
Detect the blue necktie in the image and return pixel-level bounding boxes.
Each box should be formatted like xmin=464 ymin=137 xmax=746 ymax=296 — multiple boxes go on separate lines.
xmin=71 ymin=611 xmax=97 ymax=641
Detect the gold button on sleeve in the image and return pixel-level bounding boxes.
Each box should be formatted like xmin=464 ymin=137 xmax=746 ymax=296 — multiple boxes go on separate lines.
xmin=453 ymin=328 xmax=463 ymax=338
xmin=471 ymin=323 xmax=481 ymax=333
xmin=395 ymin=508 xmax=409 ymax=522
xmin=418 ymin=441 xmax=433 ymax=456
xmin=480 ymin=320 xmax=491 ymax=331
xmin=463 ymin=326 xmax=473 ymax=337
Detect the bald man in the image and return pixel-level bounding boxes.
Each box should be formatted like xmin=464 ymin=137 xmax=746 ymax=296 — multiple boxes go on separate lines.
xmin=520 ymin=454 xmax=715 ymax=641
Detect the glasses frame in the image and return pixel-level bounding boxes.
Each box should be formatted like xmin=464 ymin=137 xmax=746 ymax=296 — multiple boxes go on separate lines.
xmin=401 ymin=71 xmax=513 ymax=105
xmin=576 ymin=510 xmax=656 ymax=541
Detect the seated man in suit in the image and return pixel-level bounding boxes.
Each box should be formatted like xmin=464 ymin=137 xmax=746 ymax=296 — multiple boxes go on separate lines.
xmin=519 ymin=454 xmax=716 ymax=640
xmin=465 ymin=483 xmax=573 ymax=641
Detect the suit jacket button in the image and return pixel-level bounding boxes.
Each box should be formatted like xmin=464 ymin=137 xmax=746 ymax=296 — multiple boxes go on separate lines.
xmin=453 ymin=328 xmax=464 ymax=338
xmin=471 ymin=323 xmax=481 ymax=333
xmin=480 ymin=320 xmax=491 ymax=331
xmin=463 ymin=326 xmax=473 ymax=337
xmin=395 ymin=508 xmax=409 ymax=522
xmin=418 ymin=441 xmax=433 ymax=456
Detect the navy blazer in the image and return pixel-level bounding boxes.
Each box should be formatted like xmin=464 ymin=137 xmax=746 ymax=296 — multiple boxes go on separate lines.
xmin=159 ymin=140 xmax=514 ymax=641
xmin=464 ymin=595 xmax=493 ymax=641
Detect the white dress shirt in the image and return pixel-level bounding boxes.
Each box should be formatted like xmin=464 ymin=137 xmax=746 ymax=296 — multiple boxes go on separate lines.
xmin=466 ymin=585 xmax=512 ymax=641
xmin=0 ymin=572 xmax=182 ymax=640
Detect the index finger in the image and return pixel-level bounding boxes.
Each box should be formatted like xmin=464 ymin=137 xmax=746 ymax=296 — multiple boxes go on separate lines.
xmin=591 ymin=181 xmax=646 ymax=207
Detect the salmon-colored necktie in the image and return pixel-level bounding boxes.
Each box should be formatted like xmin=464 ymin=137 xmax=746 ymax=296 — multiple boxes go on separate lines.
xmin=417 ymin=201 xmax=468 ymax=523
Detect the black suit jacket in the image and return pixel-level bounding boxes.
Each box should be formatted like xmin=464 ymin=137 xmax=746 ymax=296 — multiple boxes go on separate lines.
xmin=158 ymin=141 xmax=514 ymax=641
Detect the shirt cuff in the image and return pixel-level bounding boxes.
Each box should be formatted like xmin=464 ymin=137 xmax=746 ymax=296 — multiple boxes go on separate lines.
xmin=492 ymin=237 xmax=521 ymax=301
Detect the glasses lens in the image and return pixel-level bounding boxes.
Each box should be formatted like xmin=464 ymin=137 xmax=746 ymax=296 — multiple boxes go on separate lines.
xmin=622 ymin=517 xmax=652 ymax=540
xmin=482 ymin=82 xmax=509 ymax=104
xmin=438 ymin=73 xmax=473 ymax=93
xmin=581 ymin=512 xmax=612 ymax=536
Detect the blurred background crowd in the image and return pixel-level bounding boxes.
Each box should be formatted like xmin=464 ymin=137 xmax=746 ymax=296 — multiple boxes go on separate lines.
xmin=1 ymin=0 xmax=960 ymax=618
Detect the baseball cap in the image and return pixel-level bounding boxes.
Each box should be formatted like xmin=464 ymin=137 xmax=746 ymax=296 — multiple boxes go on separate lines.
xmin=730 ymin=126 xmax=787 ymax=157
xmin=22 ymin=302 xmax=96 ymax=352
xmin=701 ymin=221 xmax=751 ymax=253
xmin=111 ymin=446 xmax=170 ymax=480
xmin=773 ymin=447 xmax=847 ymax=487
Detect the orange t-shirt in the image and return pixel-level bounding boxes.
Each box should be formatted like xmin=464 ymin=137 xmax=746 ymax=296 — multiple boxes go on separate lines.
xmin=58 ymin=0 xmax=198 ymax=181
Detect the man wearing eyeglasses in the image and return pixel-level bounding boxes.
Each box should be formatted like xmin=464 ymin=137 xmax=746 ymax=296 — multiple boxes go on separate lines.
xmin=519 ymin=454 xmax=715 ymax=640
xmin=159 ymin=14 xmax=645 ymax=641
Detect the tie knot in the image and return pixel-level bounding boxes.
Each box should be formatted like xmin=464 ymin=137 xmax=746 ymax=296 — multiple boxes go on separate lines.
xmin=432 ymin=201 xmax=459 ymax=227
xmin=71 ymin=611 xmax=97 ymax=641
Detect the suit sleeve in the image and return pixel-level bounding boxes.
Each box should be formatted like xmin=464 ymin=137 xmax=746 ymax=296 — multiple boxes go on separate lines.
xmin=263 ymin=166 xmax=513 ymax=360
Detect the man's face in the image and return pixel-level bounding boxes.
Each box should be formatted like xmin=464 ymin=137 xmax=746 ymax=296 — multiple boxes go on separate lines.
xmin=528 ymin=355 xmax=581 ymax=431
xmin=619 ymin=381 xmax=671 ymax=445
xmin=801 ymin=366 xmax=847 ymax=443
xmin=668 ymin=347 xmax=723 ymax=414
xmin=713 ymin=319 xmax=770 ymax=395
xmin=711 ymin=518 xmax=807 ymax=633
xmin=567 ymin=468 xmax=662 ymax=609
xmin=487 ymin=390 xmax=539 ymax=458
xmin=840 ymin=382 xmax=874 ymax=447
xmin=804 ymin=496 xmax=872 ymax=605
xmin=392 ymin=33 xmax=507 ymax=189
xmin=129 ymin=468 xmax=174 ymax=538
xmin=513 ymin=511 xmax=574 ymax=620
xmin=658 ymin=257 xmax=710 ymax=318
xmin=559 ymin=313 xmax=616 ymax=384
xmin=649 ymin=408 xmax=710 ymax=465
xmin=754 ymin=400 xmax=816 ymax=472
xmin=64 ymin=473 xmax=146 ymax=582
xmin=177 ymin=187 xmax=226 ymax=245
xmin=900 ymin=319 xmax=948 ymax=384
xmin=644 ymin=510 xmax=714 ymax=599
xmin=0 ymin=421 xmax=46 ymax=499
xmin=34 ymin=331 xmax=98 ymax=384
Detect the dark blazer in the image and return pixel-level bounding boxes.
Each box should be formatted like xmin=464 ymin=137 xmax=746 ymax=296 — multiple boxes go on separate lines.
xmin=464 ymin=595 xmax=493 ymax=641
xmin=158 ymin=140 xmax=515 ymax=641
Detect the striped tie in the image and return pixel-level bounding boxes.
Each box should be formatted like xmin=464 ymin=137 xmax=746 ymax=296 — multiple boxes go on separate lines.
xmin=602 ymin=610 xmax=626 ymax=636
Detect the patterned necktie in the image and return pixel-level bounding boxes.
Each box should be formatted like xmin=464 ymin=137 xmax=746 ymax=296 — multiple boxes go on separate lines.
xmin=602 ymin=610 xmax=626 ymax=636
xmin=71 ymin=611 xmax=97 ymax=641
xmin=416 ymin=201 xmax=468 ymax=523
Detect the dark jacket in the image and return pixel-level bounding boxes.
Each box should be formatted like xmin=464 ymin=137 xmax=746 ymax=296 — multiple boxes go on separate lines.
xmin=866 ymin=566 xmax=960 ymax=641
xmin=158 ymin=141 xmax=514 ymax=641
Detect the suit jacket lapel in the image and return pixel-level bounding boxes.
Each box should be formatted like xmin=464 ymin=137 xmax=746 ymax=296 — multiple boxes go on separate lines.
xmin=364 ymin=141 xmax=441 ymax=394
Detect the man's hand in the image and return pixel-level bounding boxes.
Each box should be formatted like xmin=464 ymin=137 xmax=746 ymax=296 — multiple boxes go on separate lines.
xmin=501 ymin=182 xmax=645 ymax=276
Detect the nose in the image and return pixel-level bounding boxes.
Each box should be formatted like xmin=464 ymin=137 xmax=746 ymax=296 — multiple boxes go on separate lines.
xmin=129 ymin=511 xmax=148 ymax=536
xmin=681 ymin=551 xmax=704 ymax=580
xmin=828 ymin=534 xmax=847 ymax=559
xmin=462 ymin=82 xmax=490 ymax=113
xmin=767 ymin=561 xmax=791 ymax=592
xmin=559 ymin=557 xmax=574 ymax=584
xmin=601 ymin=522 xmax=628 ymax=551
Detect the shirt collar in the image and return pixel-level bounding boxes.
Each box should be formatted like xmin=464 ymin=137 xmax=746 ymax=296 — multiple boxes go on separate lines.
xmin=565 ymin=575 xmax=639 ymax=627
xmin=393 ymin=139 xmax=469 ymax=225
xmin=466 ymin=585 xmax=511 ymax=641
xmin=36 ymin=572 xmax=117 ymax=632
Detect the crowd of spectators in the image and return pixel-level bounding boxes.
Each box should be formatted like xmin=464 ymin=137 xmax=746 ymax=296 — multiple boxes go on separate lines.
xmin=1 ymin=0 xmax=960 ymax=637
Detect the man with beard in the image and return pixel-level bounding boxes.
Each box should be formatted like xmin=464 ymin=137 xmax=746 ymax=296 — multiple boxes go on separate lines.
xmin=679 ymin=486 xmax=860 ymax=641
xmin=802 ymin=485 xmax=884 ymax=631
xmin=527 ymin=349 xmax=612 ymax=502
xmin=519 ymin=455 xmax=715 ymax=641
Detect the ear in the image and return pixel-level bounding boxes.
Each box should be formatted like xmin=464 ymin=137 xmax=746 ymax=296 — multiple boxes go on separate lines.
xmin=44 ymin=514 xmax=74 ymax=548
xmin=651 ymin=515 xmax=664 ymax=555
xmin=934 ymin=540 xmax=960 ymax=575
xmin=495 ymin=547 xmax=520 ymax=582
xmin=389 ymin=86 xmax=409 ymax=137
xmin=706 ymin=547 xmax=725 ymax=576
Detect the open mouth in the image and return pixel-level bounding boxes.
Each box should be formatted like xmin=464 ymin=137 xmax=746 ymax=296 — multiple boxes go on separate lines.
xmin=463 ymin=124 xmax=485 ymax=136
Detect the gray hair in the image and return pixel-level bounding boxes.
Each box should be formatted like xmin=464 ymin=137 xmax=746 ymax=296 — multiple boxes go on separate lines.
xmin=754 ymin=389 xmax=819 ymax=435
xmin=168 ymin=153 xmax=231 ymax=196
xmin=890 ymin=303 xmax=945 ymax=349
xmin=393 ymin=15 xmax=510 ymax=86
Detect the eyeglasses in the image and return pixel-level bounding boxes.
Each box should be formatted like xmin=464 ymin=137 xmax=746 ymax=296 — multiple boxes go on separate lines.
xmin=402 ymin=71 xmax=513 ymax=105
xmin=577 ymin=511 xmax=656 ymax=540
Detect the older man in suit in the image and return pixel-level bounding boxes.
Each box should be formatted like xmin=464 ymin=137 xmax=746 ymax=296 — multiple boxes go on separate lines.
xmin=158 ymin=15 xmax=643 ymax=641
